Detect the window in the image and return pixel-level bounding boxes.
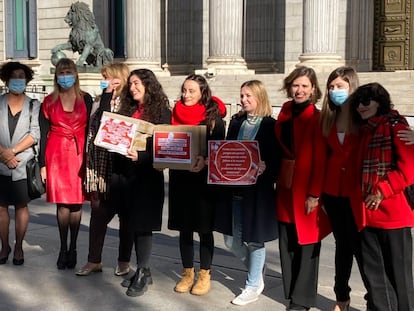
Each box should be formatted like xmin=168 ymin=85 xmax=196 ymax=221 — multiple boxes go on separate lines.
xmin=5 ymin=0 xmax=37 ymax=59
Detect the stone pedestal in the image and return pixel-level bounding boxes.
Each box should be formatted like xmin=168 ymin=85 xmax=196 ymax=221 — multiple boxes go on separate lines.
xmin=42 ymin=72 xmax=102 ymax=99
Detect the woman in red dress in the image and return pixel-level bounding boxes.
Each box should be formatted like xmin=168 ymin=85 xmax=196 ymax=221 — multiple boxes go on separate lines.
xmin=39 ymin=58 xmax=92 ymax=270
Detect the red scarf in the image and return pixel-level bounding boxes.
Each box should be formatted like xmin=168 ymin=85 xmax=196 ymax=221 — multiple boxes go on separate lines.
xmin=131 ymin=102 xmax=144 ymax=119
xmin=171 ymin=100 xmax=206 ymax=125
xmin=360 ymin=110 xmax=407 ymax=195
xmin=212 ymin=96 xmax=227 ymax=118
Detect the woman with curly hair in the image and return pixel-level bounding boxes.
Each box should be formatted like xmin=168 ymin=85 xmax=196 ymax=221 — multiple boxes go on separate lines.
xmin=0 ymin=61 xmax=39 ymax=266
xmin=169 ymin=74 xmax=226 ymax=296
xmin=112 ymin=69 xmax=171 ymax=297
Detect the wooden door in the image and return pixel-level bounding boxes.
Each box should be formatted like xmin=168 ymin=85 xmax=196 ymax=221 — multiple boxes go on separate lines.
xmin=373 ymin=0 xmax=414 ymax=70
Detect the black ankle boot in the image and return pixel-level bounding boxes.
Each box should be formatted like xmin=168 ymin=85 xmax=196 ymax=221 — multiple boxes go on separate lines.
xmin=57 ymin=251 xmax=68 ymax=270
xmin=66 ymin=250 xmax=77 ymax=269
xmin=121 ymin=267 xmax=152 ymax=288
xmin=126 ymin=268 xmax=148 ymax=297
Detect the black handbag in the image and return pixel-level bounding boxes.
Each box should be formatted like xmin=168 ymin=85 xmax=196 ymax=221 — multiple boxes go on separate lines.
xmin=26 ymin=156 xmax=45 ymax=199
xmin=404 ymin=184 xmax=414 ymax=210
xmin=26 ymin=99 xmax=45 ymax=199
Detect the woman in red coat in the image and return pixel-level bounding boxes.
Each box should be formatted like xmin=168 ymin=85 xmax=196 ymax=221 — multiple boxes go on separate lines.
xmin=349 ymin=83 xmax=414 ymax=311
xmin=39 ymin=58 xmax=92 ymax=270
xmin=275 ymin=66 xmax=331 ymax=311
xmin=319 ymin=67 xmax=372 ymax=311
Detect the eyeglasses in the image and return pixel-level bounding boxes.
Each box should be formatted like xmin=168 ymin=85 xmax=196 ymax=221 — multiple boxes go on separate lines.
xmin=358 ymin=98 xmax=372 ymax=106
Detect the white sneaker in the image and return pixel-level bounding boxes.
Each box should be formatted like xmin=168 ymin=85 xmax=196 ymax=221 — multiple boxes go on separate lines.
xmin=256 ymin=278 xmax=265 ymax=295
xmin=231 ymin=287 xmax=260 ymax=306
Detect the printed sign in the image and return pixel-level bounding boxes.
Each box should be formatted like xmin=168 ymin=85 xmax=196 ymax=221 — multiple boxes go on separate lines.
xmin=94 ymin=112 xmax=154 ymax=155
xmin=153 ymin=125 xmax=206 ymax=170
xmin=153 ymin=131 xmax=192 ymax=163
xmin=94 ymin=115 xmax=137 ymax=155
xmin=208 ymin=140 xmax=261 ymax=185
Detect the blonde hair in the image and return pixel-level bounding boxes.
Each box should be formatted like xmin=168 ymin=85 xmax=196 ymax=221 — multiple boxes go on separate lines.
xmin=240 ymin=80 xmax=272 ymax=117
xmin=52 ymin=58 xmax=82 ymax=101
xmin=101 ymin=62 xmax=130 ymax=98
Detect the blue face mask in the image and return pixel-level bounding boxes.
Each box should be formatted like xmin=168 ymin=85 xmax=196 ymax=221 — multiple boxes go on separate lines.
xmin=8 ymin=78 xmax=26 ymax=94
xmin=100 ymin=80 xmax=110 ymax=90
xmin=57 ymin=75 xmax=76 ymax=89
xmin=330 ymin=89 xmax=349 ymax=106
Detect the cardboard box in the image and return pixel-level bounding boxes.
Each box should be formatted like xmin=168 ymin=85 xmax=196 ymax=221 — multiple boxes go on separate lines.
xmin=153 ymin=125 xmax=207 ymax=170
xmin=94 ymin=112 xmax=154 ymax=154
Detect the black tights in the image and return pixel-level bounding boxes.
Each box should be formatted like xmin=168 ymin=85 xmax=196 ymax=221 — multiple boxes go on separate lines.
xmin=133 ymin=231 xmax=152 ymax=268
xmin=56 ymin=204 xmax=82 ymax=252
xmin=179 ymin=231 xmax=214 ymax=270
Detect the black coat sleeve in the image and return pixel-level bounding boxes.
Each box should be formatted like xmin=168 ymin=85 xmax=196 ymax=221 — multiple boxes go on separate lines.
xmin=137 ymin=107 xmax=172 ymax=165
xmin=38 ymin=104 xmax=49 ymax=168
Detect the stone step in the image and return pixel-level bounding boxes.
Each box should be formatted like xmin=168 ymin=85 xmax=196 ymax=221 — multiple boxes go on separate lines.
xmin=159 ymin=71 xmax=414 ymax=117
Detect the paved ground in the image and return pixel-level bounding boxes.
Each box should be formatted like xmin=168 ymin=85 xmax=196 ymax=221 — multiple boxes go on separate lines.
xmin=0 ymin=191 xmax=397 ymax=311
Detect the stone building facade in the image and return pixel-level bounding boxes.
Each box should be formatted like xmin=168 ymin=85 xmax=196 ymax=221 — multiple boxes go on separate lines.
xmin=1 ymin=0 xmax=414 ymax=115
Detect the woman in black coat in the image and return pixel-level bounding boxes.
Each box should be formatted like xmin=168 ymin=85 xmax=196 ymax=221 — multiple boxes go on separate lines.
xmin=168 ymin=74 xmax=226 ymax=296
xmin=214 ymin=80 xmax=278 ymax=306
xmin=111 ymin=69 xmax=171 ymax=297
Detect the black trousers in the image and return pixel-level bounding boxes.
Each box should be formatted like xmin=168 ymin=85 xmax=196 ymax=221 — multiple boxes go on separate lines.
xmin=361 ymin=227 xmax=414 ymax=311
xmin=88 ymin=198 xmax=133 ymax=263
xmin=323 ymin=194 xmax=371 ymax=304
xmin=279 ymin=222 xmax=321 ymax=308
xmin=179 ymin=231 xmax=214 ymax=270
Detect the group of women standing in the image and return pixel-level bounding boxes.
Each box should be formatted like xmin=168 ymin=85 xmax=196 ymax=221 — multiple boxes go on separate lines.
xmin=0 ymin=58 xmax=413 ymax=311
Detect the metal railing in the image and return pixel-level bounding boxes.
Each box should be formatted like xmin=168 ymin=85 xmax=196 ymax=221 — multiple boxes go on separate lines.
xmin=0 ymin=85 xmax=48 ymax=102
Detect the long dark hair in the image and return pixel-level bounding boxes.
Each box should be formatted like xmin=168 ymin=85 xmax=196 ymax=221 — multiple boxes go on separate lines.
xmin=118 ymin=69 xmax=170 ymax=123
xmin=181 ymin=74 xmax=220 ymax=129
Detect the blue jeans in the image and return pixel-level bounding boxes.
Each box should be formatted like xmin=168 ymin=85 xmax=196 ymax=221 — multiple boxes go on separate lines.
xmin=224 ymin=196 xmax=265 ymax=289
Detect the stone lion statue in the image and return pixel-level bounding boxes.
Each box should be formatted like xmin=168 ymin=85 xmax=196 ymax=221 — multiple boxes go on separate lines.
xmin=51 ymin=1 xmax=113 ymax=67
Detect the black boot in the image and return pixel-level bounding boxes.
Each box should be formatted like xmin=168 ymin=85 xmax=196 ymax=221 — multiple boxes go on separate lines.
xmin=57 ymin=251 xmax=67 ymax=270
xmin=122 ymin=267 xmax=152 ymax=288
xmin=126 ymin=268 xmax=148 ymax=297
xmin=66 ymin=249 xmax=77 ymax=269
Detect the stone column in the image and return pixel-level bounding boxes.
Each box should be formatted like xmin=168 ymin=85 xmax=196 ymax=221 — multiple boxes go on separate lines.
xmin=298 ymin=0 xmax=343 ymax=71
xmin=124 ymin=1 xmax=169 ymax=75
xmin=205 ymin=0 xmax=253 ymax=75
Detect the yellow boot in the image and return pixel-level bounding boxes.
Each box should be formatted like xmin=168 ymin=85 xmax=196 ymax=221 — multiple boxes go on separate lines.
xmin=191 ymin=269 xmax=211 ymax=295
xmin=174 ymin=268 xmax=195 ymax=293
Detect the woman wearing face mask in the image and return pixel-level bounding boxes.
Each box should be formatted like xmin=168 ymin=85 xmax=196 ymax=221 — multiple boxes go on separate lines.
xmin=0 ymin=62 xmax=40 ymax=266
xmin=319 ymin=67 xmax=372 ymax=311
xmin=77 ymin=62 xmax=134 ymax=277
xmin=39 ymin=58 xmax=93 ymax=270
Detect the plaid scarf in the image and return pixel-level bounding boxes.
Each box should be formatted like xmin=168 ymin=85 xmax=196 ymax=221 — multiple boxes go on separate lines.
xmin=361 ymin=110 xmax=407 ymax=195
xmin=84 ymin=110 xmax=113 ymax=198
